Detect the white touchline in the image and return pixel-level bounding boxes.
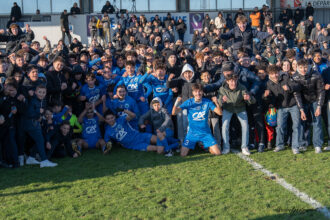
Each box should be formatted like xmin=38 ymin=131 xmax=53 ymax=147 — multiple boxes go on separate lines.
xmin=232 ymin=150 xmax=330 ymax=219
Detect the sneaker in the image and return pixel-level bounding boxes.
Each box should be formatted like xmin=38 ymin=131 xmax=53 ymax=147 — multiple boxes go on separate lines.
xmin=222 ymin=148 xmax=230 ymax=155
xmin=323 ymin=146 xmax=330 ymax=151
xmin=273 ymin=146 xmax=285 ymax=152
xmin=248 ymin=144 xmax=255 ymax=150
xmin=102 ymin=141 xmax=113 ymax=154
xmin=292 ymin=148 xmax=300 ymax=154
xmin=258 ymin=144 xmax=265 ymax=153
xmin=72 ymin=141 xmax=82 ymax=156
xmin=18 ymin=155 xmax=24 ymax=167
xmin=267 ymin=142 xmax=273 ymax=150
xmin=242 ymin=147 xmax=251 ymax=156
xmin=315 ymin=147 xmax=322 ymax=154
xmin=26 ymin=156 xmax=40 ymax=165
xmin=40 ymin=160 xmax=57 ymax=168
xmin=299 ymin=146 xmax=307 ymax=152
xmin=165 ymin=150 xmax=173 ymax=157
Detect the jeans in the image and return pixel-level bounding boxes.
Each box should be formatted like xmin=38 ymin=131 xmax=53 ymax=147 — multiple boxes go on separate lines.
xmin=48 ymin=135 xmax=74 ymax=159
xmin=18 ymin=118 xmax=47 ymax=161
xmin=222 ymin=110 xmax=249 ymax=150
xmin=247 ymin=104 xmax=265 ymax=145
xmin=301 ymin=102 xmax=323 ymax=147
xmin=276 ymin=105 xmax=300 ymax=149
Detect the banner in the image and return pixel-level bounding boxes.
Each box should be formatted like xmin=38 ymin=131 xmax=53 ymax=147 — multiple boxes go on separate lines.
xmin=189 ymin=13 xmax=204 ymax=34
xmin=280 ymin=0 xmax=330 ymax=8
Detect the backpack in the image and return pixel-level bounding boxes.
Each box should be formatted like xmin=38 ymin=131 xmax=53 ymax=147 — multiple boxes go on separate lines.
xmin=265 ymin=107 xmax=277 ymax=127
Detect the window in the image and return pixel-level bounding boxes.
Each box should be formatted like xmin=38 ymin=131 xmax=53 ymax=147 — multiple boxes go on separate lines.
xmin=232 ymin=0 xmax=243 ymax=9
xmin=135 ymin=0 xmax=148 ymax=12
xmin=52 ymin=0 xmax=79 ymax=13
xmin=23 ymin=0 xmax=37 ymax=14
xmin=150 ymin=0 xmax=176 ymax=11
xmin=244 ymin=0 xmax=267 ymax=9
xmin=190 ymin=0 xmax=216 ymax=10
xmin=217 ymin=0 xmax=231 ymax=10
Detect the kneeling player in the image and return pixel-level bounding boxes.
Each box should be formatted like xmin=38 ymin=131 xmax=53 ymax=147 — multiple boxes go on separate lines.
xmin=173 ymin=83 xmax=222 ymax=157
xmin=104 ymin=109 xmax=165 ymax=154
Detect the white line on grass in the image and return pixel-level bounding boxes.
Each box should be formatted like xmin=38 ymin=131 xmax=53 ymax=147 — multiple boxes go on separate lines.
xmin=232 ymin=150 xmax=330 ymax=219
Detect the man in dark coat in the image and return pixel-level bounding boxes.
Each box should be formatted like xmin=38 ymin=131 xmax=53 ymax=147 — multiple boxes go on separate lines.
xmin=101 ymin=1 xmax=115 ymax=14
xmin=60 ymin=10 xmax=72 ymax=45
xmin=10 ymin=2 xmax=21 ymax=22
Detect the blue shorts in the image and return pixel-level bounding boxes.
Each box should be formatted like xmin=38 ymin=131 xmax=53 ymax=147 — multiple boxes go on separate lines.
xmin=182 ymin=132 xmax=216 ymax=150
xmin=124 ymin=133 xmax=153 ymax=151
xmin=85 ymin=137 xmax=99 ymax=149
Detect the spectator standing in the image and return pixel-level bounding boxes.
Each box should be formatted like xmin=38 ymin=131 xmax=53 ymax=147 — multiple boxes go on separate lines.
xmin=215 ymin=12 xmax=226 ymax=33
xmin=294 ymin=4 xmax=304 ymax=25
xmin=226 ymin=14 xmax=234 ymax=30
xmin=306 ymin=2 xmax=314 ymax=19
xmin=101 ymin=1 xmax=115 ymax=14
xmin=70 ymin=2 xmax=81 ymax=15
xmin=175 ymin=18 xmax=187 ymax=42
xmin=101 ymin=13 xmax=111 ymax=45
xmin=60 ymin=10 xmax=72 ymax=45
xmin=164 ymin=13 xmax=174 ymax=29
xmin=305 ymin=16 xmax=314 ymax=37
xmin=202 ymin=14 xmax=211 ymax=30
xmin=10 ymin=2 xmax=21 ymax=22
xmin=279 ymin=9 xmax=289 ymax=25
xmin=250 ymin=7 xmax=261 ymax=29
xmin=286 ymin=4 xmax=293 ymax=21
xmin=88 ymin=16 xmax=98 ymax=41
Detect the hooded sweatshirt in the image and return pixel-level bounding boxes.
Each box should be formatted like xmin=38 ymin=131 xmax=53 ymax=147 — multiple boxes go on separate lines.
xmin=167 ymin=63 xmax=200 ymax=102
xmin=138 ymin=97 xmax=174 ymax=133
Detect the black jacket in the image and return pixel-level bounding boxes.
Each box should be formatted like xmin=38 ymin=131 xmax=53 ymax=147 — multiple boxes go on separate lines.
xmin=0 ymin=28 xmax=34 ymax=54
xmin=264 ymin=73 xmax=300 ymax=109
xmin=292 ymin=70 xmax=325 ymax=109
xmin=101 ymin=4 xmax=115 ymax=14
xmin=10 ymin=5 xmax=21 ymax=21
xmin=45 ymin=69 xmax=67 ymax=103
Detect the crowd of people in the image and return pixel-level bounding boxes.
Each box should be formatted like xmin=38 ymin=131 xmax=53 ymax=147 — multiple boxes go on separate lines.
xmin=0 ymin=2 xmax=329 ymax=168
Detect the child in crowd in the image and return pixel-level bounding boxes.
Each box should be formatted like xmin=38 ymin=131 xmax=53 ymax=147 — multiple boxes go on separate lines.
xmin=18 ymin=84 xmax=58 ymax=167
xmin=76 ymin=102 xmax=111 ymax=154
xmin=139 ymin=97 xmax=179 ymax=156
xmin=263 ymin=65 xmax=301 ymax=154
xmin=219 ymin=74 xmax=256 ymax=155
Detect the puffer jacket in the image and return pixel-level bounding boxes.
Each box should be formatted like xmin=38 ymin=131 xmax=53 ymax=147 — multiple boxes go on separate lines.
xmin=292 ymin=69 xmax=325 ymax=109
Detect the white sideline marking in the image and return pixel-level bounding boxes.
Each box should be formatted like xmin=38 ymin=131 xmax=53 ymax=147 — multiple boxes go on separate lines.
xmin=232 ymin=150 xmax=330 ymax=219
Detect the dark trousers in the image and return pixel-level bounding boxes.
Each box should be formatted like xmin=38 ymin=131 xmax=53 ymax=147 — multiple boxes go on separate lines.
xmin=17 ymin=118 xmax=47 ymax=161
xmin=247 ymin=104 xmax=265 ymax=146
xmin=47 ymin=135 xmax=74 ymax=159
xmin=178 ymin=32 xmax=184 ymax=42
xmin=62 ymin=29 xmax=72 ymax=44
